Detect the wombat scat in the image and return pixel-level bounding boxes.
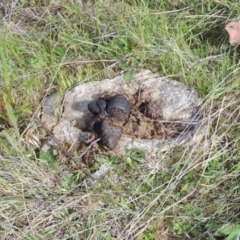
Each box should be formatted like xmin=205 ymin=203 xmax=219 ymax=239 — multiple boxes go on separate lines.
xmin=88 ymin=99 xmax=107 ymax=119
xmin=106 ymin=94 xmax=132 ymax=121
xmin=86 ymin=117 xmax=101 ymax=131
xmin=85 ymin=94 xmax=132 ymax=150
xmin=101 ymin=121 xmax=122 ymax=150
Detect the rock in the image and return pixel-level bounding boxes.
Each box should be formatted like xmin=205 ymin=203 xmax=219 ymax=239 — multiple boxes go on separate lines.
xmin=139 ymin=78 xmax=200 ymax=121
xmin=42 ymin=69 xmax=203 ymax=155
xmin=62 ymin=70 xmax=200 ymax=128
xmin=52 ymin=119 xmax=81 ymax=152
xmin=41 ymin=93 xmax=61 ymax=129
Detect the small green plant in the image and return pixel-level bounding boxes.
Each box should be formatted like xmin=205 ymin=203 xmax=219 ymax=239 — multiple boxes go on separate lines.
xmin=39 ymin=152 xmax=58 ymax=169
xmin=173 ymin=221 xmax=191 ymax=235
xmin=0 ymin=46 xmax=20 ymax=134
xmin=215 ymin=224 xmax=240 ymax=240
xmin=119 ymin=60 xmax=134 ymax=83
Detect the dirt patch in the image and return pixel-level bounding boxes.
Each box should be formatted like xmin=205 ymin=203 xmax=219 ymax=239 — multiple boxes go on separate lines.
xmin=122 ymin=100 xmax=188 ymax=140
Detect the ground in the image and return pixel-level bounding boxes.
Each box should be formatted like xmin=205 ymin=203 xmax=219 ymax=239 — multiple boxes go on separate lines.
xmin=0 ymin=0 xmax=240 ymax=239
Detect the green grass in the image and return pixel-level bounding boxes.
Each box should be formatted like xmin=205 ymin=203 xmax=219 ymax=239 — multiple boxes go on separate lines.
xmin=0 ymin=0 xmax=240 ymax=239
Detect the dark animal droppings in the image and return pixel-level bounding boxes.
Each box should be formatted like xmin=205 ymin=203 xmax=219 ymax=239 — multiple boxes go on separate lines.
xmin=88 ymin=101 xmax=100 ymax=115
xmin=86 ymin=117 xmax=101 ymax=131
xmin=88 ymin=99 xmax=107 ymax=118
xmin=85 ymin=94 xmax=131 ymax=150
xmin=101 ymin=121 xmax=122 ymax=150
xmin=107 ymin=94 xmax=132 ymax=121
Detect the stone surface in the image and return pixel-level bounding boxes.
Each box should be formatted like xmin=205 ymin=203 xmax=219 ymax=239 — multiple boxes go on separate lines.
xmin=62 ymin=70 xmax=200 ymax=129
xmin=42 ymin=69 xmax=203 ymax=155
xmin=41 ymin=93 xmax=61 ymax=129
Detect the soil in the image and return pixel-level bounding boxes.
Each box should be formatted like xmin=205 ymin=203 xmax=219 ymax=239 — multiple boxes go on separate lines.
xmin=122 ymin=100 xmax=188 ymax=140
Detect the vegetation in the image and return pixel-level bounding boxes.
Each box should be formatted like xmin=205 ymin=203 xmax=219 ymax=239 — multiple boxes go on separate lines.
xmin=0 ymin=0 xmax=239 ymax=239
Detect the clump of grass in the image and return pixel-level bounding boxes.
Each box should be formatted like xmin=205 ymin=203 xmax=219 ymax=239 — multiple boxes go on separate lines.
xmin=0 ymin=0 xmax=240 ymax=239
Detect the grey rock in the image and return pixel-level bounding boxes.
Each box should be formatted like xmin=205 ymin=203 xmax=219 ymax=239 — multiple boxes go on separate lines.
xmin=43 ymin=70 xmax=203 ymax=154
xmin=41 ymin=93 xmax=61 ymax=129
